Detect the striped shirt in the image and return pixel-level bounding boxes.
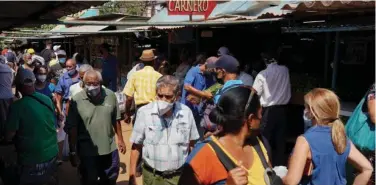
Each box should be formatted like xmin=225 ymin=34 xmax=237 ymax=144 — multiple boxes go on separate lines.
xmin=130 ymin=102 xmax=200 ymax=171
xmin=123 ymin=66 xmax=162 ymax=105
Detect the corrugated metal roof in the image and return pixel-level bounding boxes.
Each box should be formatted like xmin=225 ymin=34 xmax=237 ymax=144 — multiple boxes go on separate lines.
xmin=282 ymin=1 xmax=375 ymax=11
xmin=127 ymin=26 xmax=184 ymax=30
xmin=255 ymin=4 xmax=293 ymax=19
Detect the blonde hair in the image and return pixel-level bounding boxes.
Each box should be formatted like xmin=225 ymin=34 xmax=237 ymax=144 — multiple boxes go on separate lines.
xmin=304 ymin=88 xmax=347 ymax=154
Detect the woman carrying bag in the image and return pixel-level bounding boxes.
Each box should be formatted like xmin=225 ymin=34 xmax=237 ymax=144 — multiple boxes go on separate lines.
xmin=346 ymin=84 xmax=375 ymax=185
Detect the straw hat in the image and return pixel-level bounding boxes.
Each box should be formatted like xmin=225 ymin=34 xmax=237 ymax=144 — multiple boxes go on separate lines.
xmin=139 ymin=49 xmax=156 ymax=62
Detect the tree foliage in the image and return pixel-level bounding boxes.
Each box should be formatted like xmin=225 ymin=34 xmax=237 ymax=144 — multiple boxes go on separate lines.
xmin=99 ymin=1 xmax=152 ymax=16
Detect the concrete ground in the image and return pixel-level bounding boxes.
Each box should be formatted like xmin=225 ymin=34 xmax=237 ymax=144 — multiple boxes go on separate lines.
xmin=58 ymin=122 xmax=143 ymax=185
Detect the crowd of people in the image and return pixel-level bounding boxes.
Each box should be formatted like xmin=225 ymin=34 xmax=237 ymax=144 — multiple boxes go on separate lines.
xmin=0 ymin=41 xmax=374 ymax=185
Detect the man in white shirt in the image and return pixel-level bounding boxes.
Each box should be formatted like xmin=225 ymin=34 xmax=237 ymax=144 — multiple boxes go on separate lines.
xmin=68 ymin=64 xmax=93 ymax=99
xmin=252 ymin=51 xmax=291 ymax=166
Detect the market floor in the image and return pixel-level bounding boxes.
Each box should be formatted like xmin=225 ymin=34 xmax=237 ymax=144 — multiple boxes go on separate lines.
xmin=58 ymin=122 xmax=143 ymax=185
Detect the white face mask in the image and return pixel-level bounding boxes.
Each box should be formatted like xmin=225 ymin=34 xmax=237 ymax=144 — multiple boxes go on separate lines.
xmin=37 ymin=75 xmax=47 ymax=82
xmin=156 ymin=100 xmax=174 ymax=116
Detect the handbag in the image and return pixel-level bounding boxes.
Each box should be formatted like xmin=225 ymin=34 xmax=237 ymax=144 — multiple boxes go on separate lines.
xmin=345 ymin=90 xmax=375 ymax=151
xmin=253 ymin=137 xmax=283 ymax=185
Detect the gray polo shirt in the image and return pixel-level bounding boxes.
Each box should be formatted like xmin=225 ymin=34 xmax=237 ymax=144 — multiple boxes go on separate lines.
xmin=65 ymin=87 xmax=121 ymax=156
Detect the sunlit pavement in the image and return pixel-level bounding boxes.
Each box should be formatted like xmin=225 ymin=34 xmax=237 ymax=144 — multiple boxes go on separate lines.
xmin=58 ymin=122 xmax=143 ymax=185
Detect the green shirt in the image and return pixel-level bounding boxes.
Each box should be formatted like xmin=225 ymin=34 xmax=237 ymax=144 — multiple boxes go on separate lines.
xmin=6 ymin=92 xmax=58 ymax=165
xmin=66 ymin=88 xmax=121 ymax=156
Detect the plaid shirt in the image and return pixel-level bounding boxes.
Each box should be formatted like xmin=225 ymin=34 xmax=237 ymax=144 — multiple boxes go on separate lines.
xmin=123 ymin=66 xmax=162 ymax=105
xmin=130 ymin=102 xmax=199 ymax=171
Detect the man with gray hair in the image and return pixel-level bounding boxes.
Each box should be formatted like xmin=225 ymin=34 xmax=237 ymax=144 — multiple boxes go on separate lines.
xmin=68 ymin=64 xmax=93 ymax=100
xmin=129 ymin=75 xmax=199 ymax=185
xmin=65 ymin=70 xmax=126 ymax=185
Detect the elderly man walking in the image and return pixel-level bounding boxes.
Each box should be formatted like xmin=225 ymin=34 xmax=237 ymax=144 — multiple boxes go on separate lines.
xmin=129 ymin=75 xmax=199 ymax=185
xmin=65 ymin=70 xmax=126 ymax=185
xmin=5 ymin=69 xmax=58 ymax=185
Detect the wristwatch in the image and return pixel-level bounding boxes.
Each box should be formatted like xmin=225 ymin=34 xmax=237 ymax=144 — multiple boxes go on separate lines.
xmin=69 ymin=152 xmax=76 ymax=156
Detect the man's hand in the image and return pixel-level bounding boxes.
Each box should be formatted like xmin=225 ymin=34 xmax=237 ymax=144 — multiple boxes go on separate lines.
xmin=118 ymin=140 xmax=126 ymax=154
xmin=58 ymin=111 xmax=65 ymax=122
xmin=202 ymin=91 xmax=213 ymax=99
xmin=69 ymin=152 xmax=79 ymax=167
xmin=124 ymin=112 xmax=132 ymax=124
xmin=128 ymin=175 xmax=138 ymax=185
xmin=226 ymin=163 xmax=248 ymax=185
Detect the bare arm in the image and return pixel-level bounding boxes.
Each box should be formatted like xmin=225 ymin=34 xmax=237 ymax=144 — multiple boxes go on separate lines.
xmin=283 ymin=136 xmax=309 ymax=185
xmin=113 ymin=120 xmax=124 ymax=143
xmin=348 ymin=142 xmax=373 ymax=185
xmin=55 ymin=93 xmax=63 ymax=115
xmin=367 ymin=98 xmax=375 ymax=124
xmin=130 ymin=143 xmax=142 ymax=178
xmin=184 ymin=84 xmax=211 ymax=99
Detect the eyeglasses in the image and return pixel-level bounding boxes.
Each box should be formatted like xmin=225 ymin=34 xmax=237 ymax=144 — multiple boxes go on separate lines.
xmin=85 ymin=82 xmax=100 ymax=86
xmin=157 ymin=93 xmax=175 ymax=100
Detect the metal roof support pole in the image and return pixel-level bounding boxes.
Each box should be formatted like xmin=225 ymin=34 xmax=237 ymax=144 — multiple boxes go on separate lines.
xmin=324 ymin=32 xmax=331 ymax=87
xmin=331 ymin=32 xmax=340 ymax=90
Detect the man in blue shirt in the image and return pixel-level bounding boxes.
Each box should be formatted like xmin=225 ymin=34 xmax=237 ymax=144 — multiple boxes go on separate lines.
xmin=213 ymin=55 xmax=243 ymax=104
xmin=100 ymin=43 xmax=119 ymax=92
xmin=181 ymin=56 xmax=216 ymax=130
xmin=55 ymin=59 xmax=80 ymax=120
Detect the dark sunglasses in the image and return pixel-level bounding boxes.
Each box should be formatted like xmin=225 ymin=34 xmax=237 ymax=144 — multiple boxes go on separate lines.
xmin=157 ymin=93 xmax=175 ymax=99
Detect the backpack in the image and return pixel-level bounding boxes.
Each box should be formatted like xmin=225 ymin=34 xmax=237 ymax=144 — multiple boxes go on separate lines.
xmin=207 ymin=136 xmax=282 ymax=185
xmin=201 ymin=84 xmax=248 ymax=132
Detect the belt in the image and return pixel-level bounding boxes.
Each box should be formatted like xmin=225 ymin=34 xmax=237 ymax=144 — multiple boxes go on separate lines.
xmin=143 ymin=162 xmax=182 ymax=178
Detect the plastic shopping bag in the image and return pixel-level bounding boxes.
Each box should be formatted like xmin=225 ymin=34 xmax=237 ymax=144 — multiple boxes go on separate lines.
xmin=62 ymin=135 xmax=70 ymax=160
xmin=115 ymin=90 xmax=125 ymax=113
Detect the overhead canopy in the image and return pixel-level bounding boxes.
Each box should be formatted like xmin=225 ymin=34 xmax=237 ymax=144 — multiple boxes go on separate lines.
xmin=0 ymin=1 xmax=106 ymax=31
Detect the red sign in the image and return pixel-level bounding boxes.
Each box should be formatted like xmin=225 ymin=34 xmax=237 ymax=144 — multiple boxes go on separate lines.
xmin=168 ymin=0 xmax=216 ymax=19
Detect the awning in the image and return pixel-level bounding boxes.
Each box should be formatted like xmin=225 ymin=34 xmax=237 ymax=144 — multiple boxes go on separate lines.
xmin=282 ymin=1 xmax=375 ymax=11
xmin=0 ymin=1 xmax=106 ymax=30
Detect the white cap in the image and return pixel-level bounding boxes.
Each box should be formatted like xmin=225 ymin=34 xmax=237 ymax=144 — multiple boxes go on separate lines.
xmin=53 ymin=45 xmax=61 ymax=51
xmin=55 ymin=49 xmax=66 ymax=56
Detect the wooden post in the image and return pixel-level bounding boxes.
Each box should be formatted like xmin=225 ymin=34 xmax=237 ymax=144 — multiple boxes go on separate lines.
xmin=331 ymin=32 xmax=340 ymax=90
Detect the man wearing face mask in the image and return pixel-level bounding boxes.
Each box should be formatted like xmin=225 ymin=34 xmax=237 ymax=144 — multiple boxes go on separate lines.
xmin=49 ymin=49 xmax=67 ymax=81
xmin=65 ymin=70 xmax=125 ymax=185
xmin=212 ymin=55 xmax=243 ymax=104
xmin=181 ymin=55 xmax=216 ymax=131
xmin=5 ymin=69 xmax=58 ymax=184
xmin=55 ymin=59 xmax=79 ymax=124
xmin=129 ymin=75 xmax=199 ymax=185
xmin=21 ymin=53 xmax=35 ymax=71
xmin=252 ymin=51 xmax=291 ymax=166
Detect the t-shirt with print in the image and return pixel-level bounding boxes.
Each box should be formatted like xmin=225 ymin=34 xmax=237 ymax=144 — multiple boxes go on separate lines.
xmin=5 ymin=92 xmax=58 ymax=165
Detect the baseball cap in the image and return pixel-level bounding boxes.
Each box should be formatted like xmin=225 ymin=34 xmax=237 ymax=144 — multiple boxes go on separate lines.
xmin=217 ymin=47 xmax=230 ymax=56
xmin=215 ymin=55 xmax=240 ymax=73
xmin=27 ymin=48 xmax=35 ymax=55
xmin=5 ymin=52 xmax=16 ymax=63
xmin=15 ymin=68 xmax=36 ymax=86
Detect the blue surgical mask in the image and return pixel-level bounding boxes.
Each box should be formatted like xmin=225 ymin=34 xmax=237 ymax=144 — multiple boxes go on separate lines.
xmin=59 ymin=58 xmax=66 ymax=64
xmin=303 ymin=110 xmax=313 ymax=131
xmin=68 ymin=69 xmax=76 ymax=76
